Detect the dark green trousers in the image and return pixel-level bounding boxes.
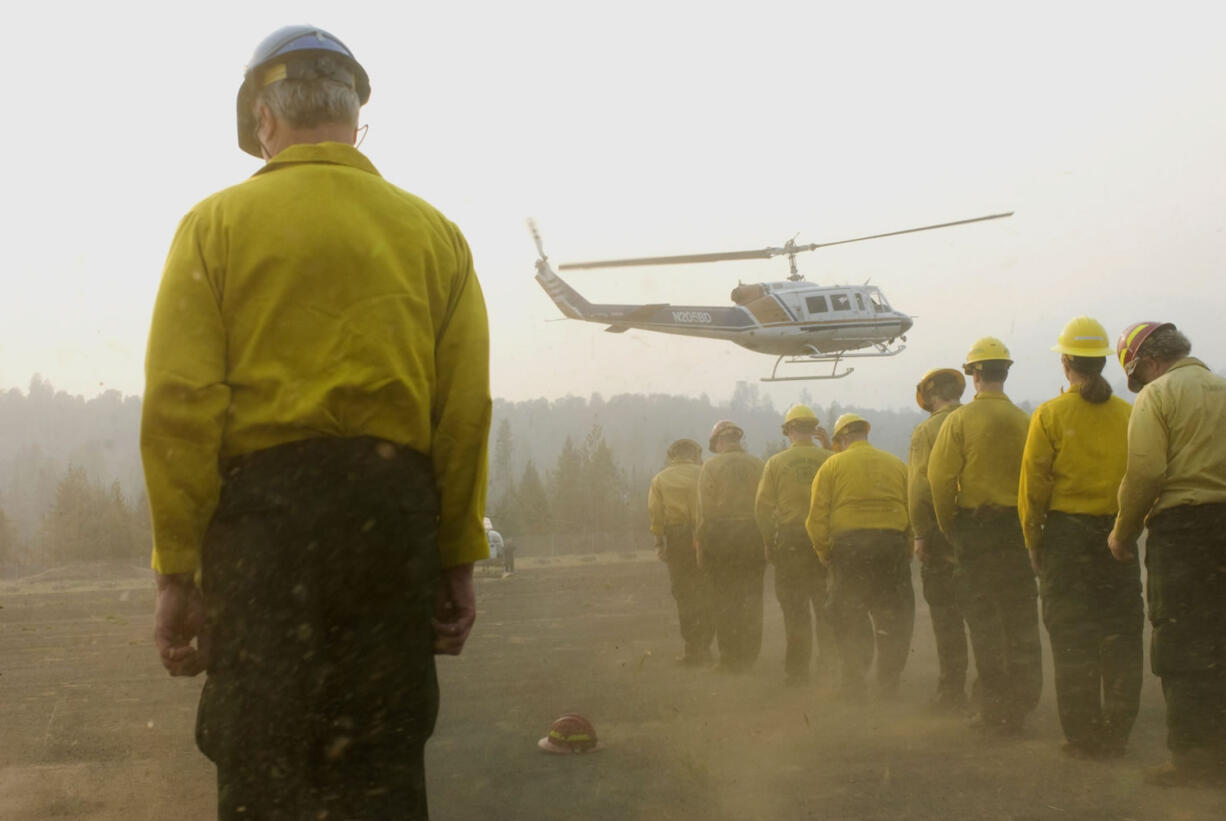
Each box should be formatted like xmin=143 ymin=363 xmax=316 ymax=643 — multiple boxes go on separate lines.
xmin=1039 ymin=512 xmax=1143 ymax=753
xmin=1146 ymin=503 xmax=1226 ymax=768
xmin=828 ymin=530 xmax=915 ymax=692
xmin=919 ymin=530 xmax=970 ymax=701
xmin=703 ymin=519 xmax=766 ymax=670
xmin=199 ymin=438 xmax=441 ymax=820
xmin=664 ymin=524 xmax=715 ymax=660
xmin=773 ymin=525 xmax=836 ymax=680
xmin=953 ymin=509 xmax=1042 ymax=729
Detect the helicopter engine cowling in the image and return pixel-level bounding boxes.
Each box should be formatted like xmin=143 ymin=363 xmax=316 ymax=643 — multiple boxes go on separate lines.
xmin=730 ymin=283 xmax=767 ymax=305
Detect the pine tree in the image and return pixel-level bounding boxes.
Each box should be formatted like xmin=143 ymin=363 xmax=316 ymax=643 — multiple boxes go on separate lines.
xmin=584 ymin=425 xmax=627 ymax=535
xmin=490 ymin=419 xmax=515 ymax=507
xmin=97 ymin=480 xmax=135 ymax=560
xmin=550 ymin=437 xmax=589 ymax=534
xmin=515 ymin=459 xmax=551 ymax=535
xmin=42 ymin=464 xmax=94 ymax=562
xmin=0 ymin=498 xmax=15 ymax=569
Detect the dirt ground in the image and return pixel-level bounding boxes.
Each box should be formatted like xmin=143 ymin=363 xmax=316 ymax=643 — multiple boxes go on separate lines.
xmin=2 ymin=555 xmax=1224 ymax=820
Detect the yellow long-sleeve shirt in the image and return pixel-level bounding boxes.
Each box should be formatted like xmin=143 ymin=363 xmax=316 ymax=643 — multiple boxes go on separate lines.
xmin=927 ymin=390 xmax=1029 ymax=538
xmin=806 ymin=440 xmax=910 ymax=561
xmin=696 ymin=447 xmax=765 ymax=543
xmin=648 ymin=459 xmax=702 ymax=540
xmin=141 ymin=142 xmax=491 ymax=575
xmin=1018 ymin=387 xmax=1131 ymax=551
xmin=755 ymin=441 xmax=833 ymax=544
xmin=908 ymin=404 xmax=959 ymax=541
xmin=1112 ymin=358 xmax=1226 ymax=542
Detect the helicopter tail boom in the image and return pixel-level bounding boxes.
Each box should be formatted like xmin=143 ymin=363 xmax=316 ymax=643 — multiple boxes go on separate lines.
xmin=534 ymin=257 xmax=594 ymax=320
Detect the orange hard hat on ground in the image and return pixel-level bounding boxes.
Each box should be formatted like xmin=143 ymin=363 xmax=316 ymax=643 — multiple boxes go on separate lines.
xmin=1117 ymin=320 xmax=1174 ymax=375
xmin=538 ymin=713 xmax=600 ymax=754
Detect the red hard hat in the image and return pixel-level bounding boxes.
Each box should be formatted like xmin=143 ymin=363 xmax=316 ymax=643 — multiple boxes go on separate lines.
xmin=1116 ymin=320 xmax=1174 ymax=375
xmin=538 ymin=713 xmax=600 ymax=754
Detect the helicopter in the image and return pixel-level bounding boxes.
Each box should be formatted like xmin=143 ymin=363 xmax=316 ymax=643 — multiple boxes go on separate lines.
xmin=530 ymin=212 xmax=1012 ymax=381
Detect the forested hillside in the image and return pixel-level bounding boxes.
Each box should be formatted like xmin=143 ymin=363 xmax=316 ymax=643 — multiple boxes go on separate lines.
xmin=2 ymin=374 xmax=1042 ymax=572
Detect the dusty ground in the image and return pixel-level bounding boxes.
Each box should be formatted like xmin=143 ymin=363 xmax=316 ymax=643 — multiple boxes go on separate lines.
xmin=2 ymin=554 xmax=1224 ymax=820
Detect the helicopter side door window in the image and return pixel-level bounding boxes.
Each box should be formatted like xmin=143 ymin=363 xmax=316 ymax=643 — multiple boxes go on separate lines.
xmin=854 ymin=293 xmax=865 ymax=312
xmin=805 ymin=296 xmax=829 ymax=314
xmin=830 ymin=293 xmax=851 ymax=311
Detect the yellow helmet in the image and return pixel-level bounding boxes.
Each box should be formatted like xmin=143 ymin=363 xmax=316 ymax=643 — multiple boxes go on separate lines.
xmin=783 ymin=404 xmax=819 ymax=426
xmin=963 ymin=336 xmax=1012 ymax=371
xmin=832 ymin=413 xmax=870 ymax=440
xmin=708 ymin=420 xmax=744 ymax=452
xmin=1051 ymin=316 xmax=1114 ymax=358
xmin=915 ymin=368 xmax=966 ymax=411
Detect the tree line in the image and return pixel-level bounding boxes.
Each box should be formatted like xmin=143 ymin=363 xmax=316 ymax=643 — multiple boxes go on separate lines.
xmin=2 ymin=374 xmax=1006 ymax=572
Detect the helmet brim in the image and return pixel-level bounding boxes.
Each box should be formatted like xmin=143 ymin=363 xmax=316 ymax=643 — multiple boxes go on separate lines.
xmin=1051 ymin=343 xmax=1114 ymax=357
xmin=538 ymin=737 xmax=601 ymax=754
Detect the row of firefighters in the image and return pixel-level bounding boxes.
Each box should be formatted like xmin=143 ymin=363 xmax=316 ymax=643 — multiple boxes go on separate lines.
xmin=646 ymin=317 xmax=1226 ymax=782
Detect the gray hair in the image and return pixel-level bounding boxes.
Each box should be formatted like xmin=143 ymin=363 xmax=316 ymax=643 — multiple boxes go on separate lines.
xmin=1139 ymin=326 xmax=1192 ymax=363
xmin=254 ymin=55 xmax=360 ymax=130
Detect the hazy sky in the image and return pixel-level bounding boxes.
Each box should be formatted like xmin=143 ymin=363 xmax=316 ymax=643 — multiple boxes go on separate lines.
xmin=2 ymin=1 xmax=1223 ymax=412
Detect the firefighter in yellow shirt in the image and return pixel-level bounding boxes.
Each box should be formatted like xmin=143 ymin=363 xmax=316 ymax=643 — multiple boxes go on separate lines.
xmin=755 ymin=405 xmax=836 ymax=685
xmin=1108 ymin=322 xmax=1226 ymax=786
xmin=141 ymin=27 xmax=490 ymax=819
xmin=1019 ymin=317 xmax=1140 ymax=759
xmin=928 ymin=337 xmax=1041 ymax=735
xmin=697 ymin=420 xmax=767 ymax=672
xmin=909 ymin=368 xmax=972 ymax=710
xmin=649 ymin=439 xmax=714 ymax=666
xmin=806 ymin=414 xmax=914 ymax=699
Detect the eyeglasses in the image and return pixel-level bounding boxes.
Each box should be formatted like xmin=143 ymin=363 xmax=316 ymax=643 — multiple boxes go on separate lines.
xmin=1124 ymin=356 xmax=1142 ymax=377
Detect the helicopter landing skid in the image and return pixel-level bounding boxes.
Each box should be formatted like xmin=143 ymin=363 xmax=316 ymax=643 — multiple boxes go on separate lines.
xmin=761 ymin=343 xmax=906 ymax=382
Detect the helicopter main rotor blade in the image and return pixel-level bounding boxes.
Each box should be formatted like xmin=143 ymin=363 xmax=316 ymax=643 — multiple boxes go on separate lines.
xmin=811 ymin=211 xmax=1014 ymax=250
xmin=556 ymin=211 xmax=1013 ymax=271
xmin=559 ymin=248 xmax=774 ymax=270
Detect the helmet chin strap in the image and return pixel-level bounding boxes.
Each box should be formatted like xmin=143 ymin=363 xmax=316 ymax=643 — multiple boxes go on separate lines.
xmin=355 ymin=124 xmax=369 ymax=149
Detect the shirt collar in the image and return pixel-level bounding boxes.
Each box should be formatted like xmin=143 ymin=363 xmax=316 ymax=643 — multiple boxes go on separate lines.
xmin=931 ymin=403 xmax=960 ymax=417
xmin=1168 ymin=357 xmax=1209 ymax=373
xmin=788 ymin=441 xmax=818 ymax=450
xmin=253 ymin=142 xmax=382 ymax=178
xmin=844 ymin=440 xmax=871 ymax=451
xmin=973 ymin=390 xmax=1010 ymax=402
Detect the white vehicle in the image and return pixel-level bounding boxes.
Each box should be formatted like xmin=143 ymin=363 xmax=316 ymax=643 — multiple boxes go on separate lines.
xmin=486 ymin=529 xmax=504 ymax=560
xmin=484 ymin=517 xmax=504 ymax=560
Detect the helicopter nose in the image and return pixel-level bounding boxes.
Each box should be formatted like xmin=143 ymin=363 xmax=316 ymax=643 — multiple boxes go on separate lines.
xmin=900 ymin=315 xmax=914 ymax=334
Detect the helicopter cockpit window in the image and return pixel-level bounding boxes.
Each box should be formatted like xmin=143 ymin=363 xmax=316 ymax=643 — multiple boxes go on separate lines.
xmin=855 ymin=293 xmax=865 ymax=312
xmin=868 ymin=288 xmax=889 ymax=313
xmin=805 ymin=295 xmax=829 ymax=314
xmin=830 ymin=293 xmax=851 ymax=311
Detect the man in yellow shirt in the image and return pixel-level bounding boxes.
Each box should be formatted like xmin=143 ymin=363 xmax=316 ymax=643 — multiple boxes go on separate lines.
xmin=697 ymin=420 xmax=766 ymax=672
xmin=649 ymin=438 xmax=714 ymax=666
xmin=928 ymin=338 xmax=1040 ymax=735
xmin=755 ymin=405 xmax=835 ymax=685
xmin=1109 ymin=322 xmax=1226 ymax=786
xmin=909 ymin=368 xmax=972 ymax=710
xmin=143 ymin=27 xmax=490 ymax=819
xmin=806 ymin=414 xmax=913 ymax=699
